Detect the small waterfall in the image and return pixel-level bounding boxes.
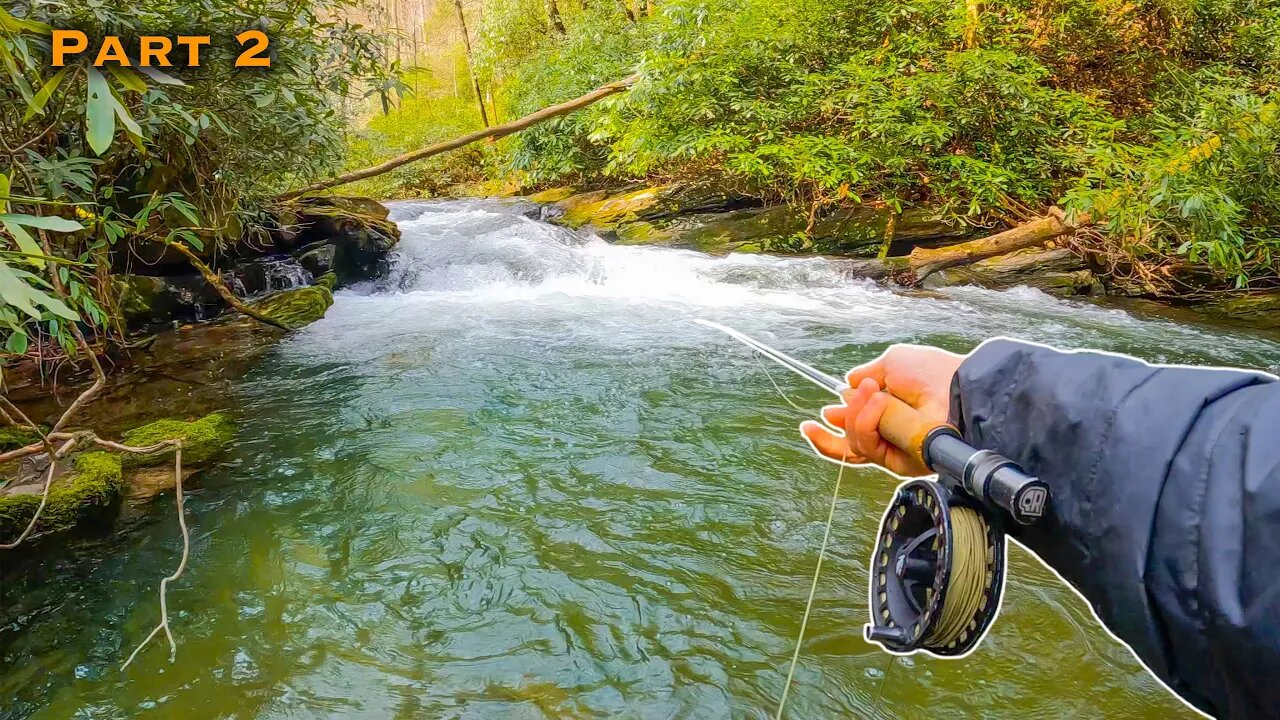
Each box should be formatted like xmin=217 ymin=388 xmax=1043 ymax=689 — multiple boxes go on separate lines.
xmin=226 ymin=256 xmax=315 ymax=298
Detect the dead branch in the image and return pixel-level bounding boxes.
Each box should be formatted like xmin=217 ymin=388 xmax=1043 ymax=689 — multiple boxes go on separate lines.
xmin=908 ymin=208 xmax=1091 ymax=281
xmin=160 ymin=239 xmax=292 ymax=331
xmin=120 ymin=442 xmax=187 ymax=670
xmin=278 ymin=74 xmax=641 ymax=199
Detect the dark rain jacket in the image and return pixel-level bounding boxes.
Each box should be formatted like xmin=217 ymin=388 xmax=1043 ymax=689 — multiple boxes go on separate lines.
xmin=949 ymin=338 xmax=1280 ymax=720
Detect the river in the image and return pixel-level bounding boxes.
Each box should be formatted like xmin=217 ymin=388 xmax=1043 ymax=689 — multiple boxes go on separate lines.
xmin=4 ymin=199 xmax=1278 ymax=718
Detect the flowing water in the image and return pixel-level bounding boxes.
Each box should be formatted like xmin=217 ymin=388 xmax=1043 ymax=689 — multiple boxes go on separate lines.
xmin=4 ymin=199 xmax=1280 ymax=719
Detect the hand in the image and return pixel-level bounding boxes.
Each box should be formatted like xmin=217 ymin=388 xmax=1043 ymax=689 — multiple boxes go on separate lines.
xmin=800 ymin=344 xmax=966 ymax=477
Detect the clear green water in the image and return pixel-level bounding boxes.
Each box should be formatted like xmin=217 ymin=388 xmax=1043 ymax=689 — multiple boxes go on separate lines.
xmin=4 ymin=200 xmax=1279 ymax=719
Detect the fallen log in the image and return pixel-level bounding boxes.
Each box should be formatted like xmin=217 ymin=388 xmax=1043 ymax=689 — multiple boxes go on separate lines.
xmin=908 ymin=208 xmax=1089 ymax=281
xmin=279 ymin=75 xmax=641 ymax=200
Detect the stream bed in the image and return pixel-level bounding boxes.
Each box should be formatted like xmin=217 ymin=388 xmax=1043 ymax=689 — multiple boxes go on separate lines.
xmin=4 ymin=199 xmax=1279 ymax=718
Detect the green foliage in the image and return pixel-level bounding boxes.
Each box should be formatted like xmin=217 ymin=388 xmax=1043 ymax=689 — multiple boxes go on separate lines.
xmin=344 ymin=67 xmax=498 ymax=198
xmin=121 ymin=412 xmax=235 ymax=467
xmin=446 ymin=0 xmax=1280 ymax=289
xmin=0 ymin=0 xmax=398 ymax=358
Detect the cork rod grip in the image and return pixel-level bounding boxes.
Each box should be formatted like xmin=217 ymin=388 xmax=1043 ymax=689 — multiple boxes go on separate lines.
xmin=876 ymin=394 xmax=946 ymax=467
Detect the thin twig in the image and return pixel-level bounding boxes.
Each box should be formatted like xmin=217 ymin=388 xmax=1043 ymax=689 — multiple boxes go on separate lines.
xmin=0 ymin=433 xmax=77 ymax=550
xmin=36 ymin=230 xmax=108 ymax=434
xmin=121 ymin=442 xmax=187 ymax=670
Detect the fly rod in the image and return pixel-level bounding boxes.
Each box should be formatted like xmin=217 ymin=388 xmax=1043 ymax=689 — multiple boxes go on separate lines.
xmin=695 ymin=320 xmax=1048 ymax=526
xmin=697 ymin=319 xmax=1050 ymax=659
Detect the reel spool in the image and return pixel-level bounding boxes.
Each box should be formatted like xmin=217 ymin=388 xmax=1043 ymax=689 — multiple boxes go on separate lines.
xmin=865 ymin=480 xmax=1006 ymax=656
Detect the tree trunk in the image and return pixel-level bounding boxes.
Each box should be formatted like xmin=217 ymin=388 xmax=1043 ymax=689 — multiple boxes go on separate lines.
xmin=908 ymin=208 xmax=1088 ymax=281
xmin=615 ymin=0 xmax=636 ymax=22
xmin=279 ymin=75 xmax=641 ymax=199
xmin=453 ymin=0 xmax=491 ymax=128
xmin=546 ymin=0 xmax=567 ymax=34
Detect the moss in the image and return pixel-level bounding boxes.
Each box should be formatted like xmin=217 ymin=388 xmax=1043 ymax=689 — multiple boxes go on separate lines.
xmin=114 ymin=275 xmax=167 ymax=321
xmin=0 ymin=452 xmax=124 ymax=539
xmin=249 ymin=285 xmax=334 ymax=329
xmin=527 ymin=186 xmax=578 ymax=203
xmin=1206 ymin=290 xmax=1280 ymax=327
xmin=121 ymin=412 xmax=235 ymax=467
xmin=557 ymin=186 xmax=668 ymax=229
xmin=315 ymin=271 xmax=338 ymax=290
xmin=0 ymin=426 xmax=44 ymax=451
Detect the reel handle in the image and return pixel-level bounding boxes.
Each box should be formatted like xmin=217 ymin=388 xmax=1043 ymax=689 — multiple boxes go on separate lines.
xmin=876 ymin=394 xmax=943 ymax=467
xmin=875 ymin=393 xmax=1049 ymax=525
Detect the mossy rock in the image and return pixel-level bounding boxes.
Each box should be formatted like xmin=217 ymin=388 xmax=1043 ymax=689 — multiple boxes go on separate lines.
xmin=526 ymin=187 xmax=579 ymax=203
xmin=611 ymin=204 xmax=964 ymax=256
xmin=921 ymin=247 xmax=1101 ymax=296
xmin=557 ymin=186 xmax=668 ymax=229
xmin=249 ymin=285 xmax=334 ymax=329
xmin=297 ymin=195 xmax=391 ymax=221
xmin=315 ymin=271 xmax=338 ymax=291
xmin=1204 ymin=290 xmax=1280 ymax=328
xmin=0 ymin=452 xmax=123 ymax=539
xmin=121 ymin=412 xmax=235 ymax=467
xmin=0 ymin=426 xmax=44 ymax=452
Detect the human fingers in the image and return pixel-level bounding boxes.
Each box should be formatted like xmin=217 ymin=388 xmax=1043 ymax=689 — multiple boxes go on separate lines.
xmin=849 ymin=384 xmax=891 ymax=462
xmin=799 ymin=421 xmax=865 ymax=465
xmin=845 ymin=354 xmax=888 ymax=395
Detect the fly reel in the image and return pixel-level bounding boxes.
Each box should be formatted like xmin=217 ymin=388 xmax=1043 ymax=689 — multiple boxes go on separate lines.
xmin=864 ymin=479 xmax=1006 ymax=657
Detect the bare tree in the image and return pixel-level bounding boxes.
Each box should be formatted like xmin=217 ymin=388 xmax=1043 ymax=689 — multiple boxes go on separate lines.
xmin=452 ymin=0 xmax=491 ymax=127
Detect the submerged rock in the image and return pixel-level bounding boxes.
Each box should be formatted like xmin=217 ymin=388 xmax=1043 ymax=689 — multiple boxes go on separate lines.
xmin=0 ymin=452 xmax=123 ymax=539
xmin=121 ymin=412 xmax=235 ymax=467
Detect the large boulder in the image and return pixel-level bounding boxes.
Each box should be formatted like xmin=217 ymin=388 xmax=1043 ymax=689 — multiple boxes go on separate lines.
xmin=273 ymin=196 xmax=401 ymax=287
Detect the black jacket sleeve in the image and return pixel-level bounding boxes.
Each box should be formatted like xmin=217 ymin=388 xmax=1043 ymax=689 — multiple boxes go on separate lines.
xmin=949 ymin=338 xmax=1280 ymax=720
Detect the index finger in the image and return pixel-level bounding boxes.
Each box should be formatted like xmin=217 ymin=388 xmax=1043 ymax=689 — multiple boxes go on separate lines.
xmin=845 ymin=354 xmax=887 ymax=392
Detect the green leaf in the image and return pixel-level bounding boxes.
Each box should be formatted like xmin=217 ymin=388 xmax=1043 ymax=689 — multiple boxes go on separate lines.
xmin=0 ymin=258 xmax=41 ymax=319
xmin=5 ymin=330 xmax=27 ymax=355
xmin=0 ymin=6 xmax=51 ymax=34
xmin=2 ymin=220 xmax=47 ymax=267
xmin=23 ymin=66 xmax=69 ymax=121
xmin=109 ymin=83 xmax=143 ymax=139
xmin=0 ymin=213 xmax=83 ymax=232
xmin=0 ymin=173 xmax=8 ymax=213
xmin=137 ymin=66 xmax=186 ymax=86
xmin=106 ymin=65 xmax=148 ymax=94
xmin=0 ymin=41 xmax=34 ymax=105
xmin=85 ymin=67 xmax=116 ymax=155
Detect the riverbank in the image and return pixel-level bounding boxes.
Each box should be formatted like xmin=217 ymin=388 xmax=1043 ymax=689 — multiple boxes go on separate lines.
xmin=0 ymin=196 xmax=402 ymax=550
xmin=4 ymin=188 xmax=1275 ymax=553
xmin=509 ymin=183 xmax=1280 ymax=329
